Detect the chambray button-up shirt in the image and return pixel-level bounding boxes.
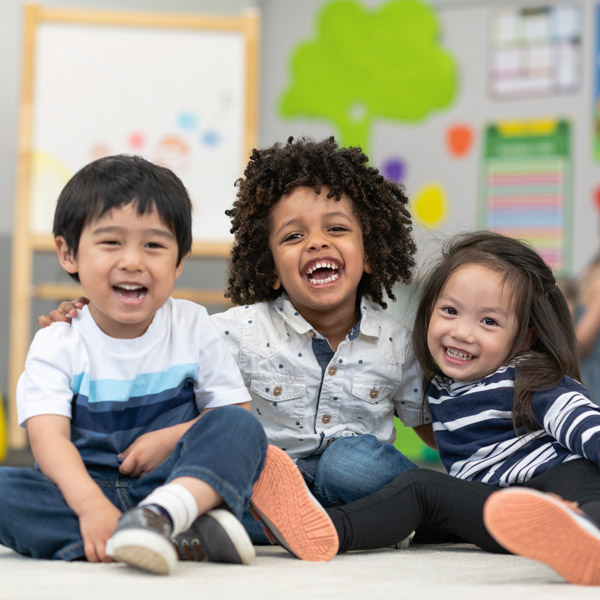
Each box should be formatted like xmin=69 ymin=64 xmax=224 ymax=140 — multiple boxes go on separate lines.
xmin=211 ymin=294 xmax=430 ymax=459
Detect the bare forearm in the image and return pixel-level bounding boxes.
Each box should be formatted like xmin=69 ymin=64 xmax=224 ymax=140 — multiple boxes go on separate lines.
xmin=29 ymin=425 xmax=110 ymax=516
xmin=27 ymin=415 xmax=121 ymax=562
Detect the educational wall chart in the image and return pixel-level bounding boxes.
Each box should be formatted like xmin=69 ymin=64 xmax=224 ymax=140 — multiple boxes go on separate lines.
xmin=594 ymin=3 xmax=600 ymax=161
xmin=480 ymin=119 xmax=572 ymax=274
xmin=488 ymin=3 xmax=581 ymax=99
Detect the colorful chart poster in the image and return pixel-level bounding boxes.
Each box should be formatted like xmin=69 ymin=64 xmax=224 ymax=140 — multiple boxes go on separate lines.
xmin=479 ymin=120 xmax=572 ymax=274
xmin=489 ymin=4 xmax=581 ymax=99
xmin=594 ymin=4 xmax=600 ymax=161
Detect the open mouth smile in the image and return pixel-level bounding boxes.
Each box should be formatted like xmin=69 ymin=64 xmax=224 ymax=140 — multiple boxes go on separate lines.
xmin=444 ymin=346 xmax=474 ymax=362
xmin=113 ymin=283 xmax=148 ymax=299
xmin=304 ymin=260 xmax=341 ymax=286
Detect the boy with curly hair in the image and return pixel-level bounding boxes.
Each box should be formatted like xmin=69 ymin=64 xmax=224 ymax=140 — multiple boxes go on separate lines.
xmin=216 ymin=136 xmax=433 ymax=540
xmin=44 ymin=137 xmax=434 ymax=543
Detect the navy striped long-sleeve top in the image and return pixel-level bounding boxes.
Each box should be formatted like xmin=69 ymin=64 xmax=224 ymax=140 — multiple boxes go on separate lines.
xmin=428 ymin=365 xmax=600 ymax=486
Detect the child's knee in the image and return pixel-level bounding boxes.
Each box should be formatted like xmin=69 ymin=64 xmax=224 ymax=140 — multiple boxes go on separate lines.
xmin=316 ymin=436 xmax=407 ymax=501
xmin=202 ymin=405 xmax=264 ymax=438
xmin=322 ymin=434 xmax=380 ymax=462
xmin=321 ymin=435 xmax=414 ymax=475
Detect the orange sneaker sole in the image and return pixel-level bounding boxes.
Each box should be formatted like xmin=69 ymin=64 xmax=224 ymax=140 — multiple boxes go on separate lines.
xmin=250 ymin=445 xmax=339 ymax=561
xmin=483 ymin=488 xmax=600 ymax=586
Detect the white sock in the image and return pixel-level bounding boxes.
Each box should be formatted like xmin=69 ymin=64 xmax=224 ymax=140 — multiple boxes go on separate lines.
xmin=140 ymin=483 xmax=199 ymax=536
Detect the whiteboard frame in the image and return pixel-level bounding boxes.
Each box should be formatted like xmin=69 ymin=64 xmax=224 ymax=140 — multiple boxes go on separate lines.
xmin=8 ymin=4 xmax=259 ymax=449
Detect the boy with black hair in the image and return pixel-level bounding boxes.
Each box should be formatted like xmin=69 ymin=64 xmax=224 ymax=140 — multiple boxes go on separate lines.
xmin=2 ymin=154 xmax=337 ymax=575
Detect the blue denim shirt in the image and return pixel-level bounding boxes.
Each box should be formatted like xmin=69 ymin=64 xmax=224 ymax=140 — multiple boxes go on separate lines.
xmin=211 ymin=294 xmax=430 ymax=459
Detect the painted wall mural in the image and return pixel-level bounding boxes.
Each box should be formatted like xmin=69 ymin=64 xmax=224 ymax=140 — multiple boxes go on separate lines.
xmin=279 ymin=0 xmax=457 ymax=154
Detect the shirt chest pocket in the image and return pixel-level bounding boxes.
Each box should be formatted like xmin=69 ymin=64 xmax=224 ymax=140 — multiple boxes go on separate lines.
xmin=349 ymin=377 xmax=395 ymax=429
xmin=249 ymin=374 xmax=306 ymax=430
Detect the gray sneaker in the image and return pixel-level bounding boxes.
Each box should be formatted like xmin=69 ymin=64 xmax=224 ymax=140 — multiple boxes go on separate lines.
xmin=106 ymin=505 xmax=177 ymax=575
xmin=172 ymin=509 xmax=255 ymax=565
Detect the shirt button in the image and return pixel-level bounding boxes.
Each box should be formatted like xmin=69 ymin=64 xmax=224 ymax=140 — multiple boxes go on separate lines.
xmin=322 ymin=414 xmax=331 ymax=424
xmin=326 ymin=438 xmax=335 ymax=446
xmin=273 ymin=386 xmax=282 ymax=396
xmin=369 ymin=388 xmax=379 ymax=399
xmin=328 ymin=366 xmax=337 ymax=376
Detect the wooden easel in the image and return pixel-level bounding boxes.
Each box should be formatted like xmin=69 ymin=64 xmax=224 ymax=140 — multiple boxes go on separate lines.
xmin=8 ymin=4 xmax=259 ymax=450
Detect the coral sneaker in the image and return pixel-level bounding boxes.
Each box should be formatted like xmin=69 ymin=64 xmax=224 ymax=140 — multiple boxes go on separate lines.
xmin=483 ymin=487 xmax=600 ymax=586
xmin=250 ymin=445 xmax=339 ymax=561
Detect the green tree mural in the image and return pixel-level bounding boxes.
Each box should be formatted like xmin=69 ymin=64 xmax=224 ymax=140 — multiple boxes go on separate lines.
xmin=280 ymin=0 xmax=457 ymax=153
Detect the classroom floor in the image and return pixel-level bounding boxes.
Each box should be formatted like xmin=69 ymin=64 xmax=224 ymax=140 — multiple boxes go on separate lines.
xmin=1 ymin=450 xmax=596 ymax=598
xmin=0 ymin=541 xmax=596 ymax=599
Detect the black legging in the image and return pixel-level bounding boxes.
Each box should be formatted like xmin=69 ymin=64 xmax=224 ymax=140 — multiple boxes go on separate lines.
xmin=327 ymin=459 xmax=600 ymax=554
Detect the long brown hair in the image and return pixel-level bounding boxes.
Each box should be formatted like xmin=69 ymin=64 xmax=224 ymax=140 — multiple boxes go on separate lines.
xmin=413 ymin=231 xmax=580 ymax=432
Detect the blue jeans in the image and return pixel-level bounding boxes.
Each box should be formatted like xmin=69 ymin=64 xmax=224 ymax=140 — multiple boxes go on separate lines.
xmin=0 ymin=406 xmax=267 ymax=560
xmin=243 ymin=434 xmax=418 ymax=543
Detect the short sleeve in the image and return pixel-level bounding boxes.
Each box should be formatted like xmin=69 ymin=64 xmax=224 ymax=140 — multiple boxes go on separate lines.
xmin=392 ymin=347 xmax=431 ymax=427
xmin=210 ymin=308 xmax=244 ymax=366
xmin=17 ymin=324 xmax=76 ymax=427
xmin=194 ymin=311 xmax=251 ymax=410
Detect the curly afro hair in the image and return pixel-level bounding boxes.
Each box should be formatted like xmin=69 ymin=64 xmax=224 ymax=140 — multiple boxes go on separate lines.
xmin=225 ymin=136 xmax=416 ymax=309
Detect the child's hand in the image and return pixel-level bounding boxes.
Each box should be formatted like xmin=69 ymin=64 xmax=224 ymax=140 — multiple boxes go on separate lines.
xmin=78 ymin=500 xmax=122 ymax=562
xmin=37 ymin=297 xmax=89 ymax=328
xmin=118 ymin=428 xmax=180 ymax=478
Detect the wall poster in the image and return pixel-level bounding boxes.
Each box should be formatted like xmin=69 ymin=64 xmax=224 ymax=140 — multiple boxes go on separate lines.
xmin=480 ymin=119 xmax=572 ymax=275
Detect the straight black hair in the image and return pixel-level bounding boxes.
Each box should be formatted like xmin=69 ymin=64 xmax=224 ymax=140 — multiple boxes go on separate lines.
xmin=53 ymin=154 xmax=192 ymax=281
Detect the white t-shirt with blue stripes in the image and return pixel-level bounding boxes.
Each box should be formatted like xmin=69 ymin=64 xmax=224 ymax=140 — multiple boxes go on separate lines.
xmin=18 ymin=298 xmax=250 ymax=468
xmin=428 ymin=364 xmax=600 ymax=486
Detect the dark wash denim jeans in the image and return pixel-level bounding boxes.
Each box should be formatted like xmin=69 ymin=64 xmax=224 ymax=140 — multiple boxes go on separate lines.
xmin=0 ymin=405 xmax=267 ymax=560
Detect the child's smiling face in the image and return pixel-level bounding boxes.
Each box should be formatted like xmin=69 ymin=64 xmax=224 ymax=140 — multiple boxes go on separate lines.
xmin=56 ymin=203 xmax=184 ymax=339
xmin=426 ymin=263 xmax=520 ymax=382
xmin=268 ymin=186 xmax=370 ymax=323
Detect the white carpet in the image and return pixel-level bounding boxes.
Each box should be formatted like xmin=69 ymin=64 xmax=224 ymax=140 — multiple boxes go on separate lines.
xmin=0 ymin=543 xmax=596 ymax=600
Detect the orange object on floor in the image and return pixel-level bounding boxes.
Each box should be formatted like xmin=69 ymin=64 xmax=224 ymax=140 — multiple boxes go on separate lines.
xmin=484 ymin=487 xmax=600 ymax=586
xmin=250 ymin=445 xmax=339 ymax=561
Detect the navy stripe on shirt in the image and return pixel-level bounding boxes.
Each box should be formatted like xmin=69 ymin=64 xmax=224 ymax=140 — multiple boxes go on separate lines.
xmin=429 ymin=365 xmax=600 ymax=486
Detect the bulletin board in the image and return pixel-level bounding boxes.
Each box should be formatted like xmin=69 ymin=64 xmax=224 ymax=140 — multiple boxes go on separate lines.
xmin=488 ymin=4 xmax=581 ymax=99
xmin=8 ymin=4 xmax=260 ymax=449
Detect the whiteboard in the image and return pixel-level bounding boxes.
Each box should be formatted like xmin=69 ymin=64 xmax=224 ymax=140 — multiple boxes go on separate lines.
xmin=7 ymin=5 xmax=259 ymax=451
xmin=27 ymin=8 xmax=259 ymax=248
